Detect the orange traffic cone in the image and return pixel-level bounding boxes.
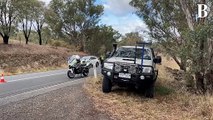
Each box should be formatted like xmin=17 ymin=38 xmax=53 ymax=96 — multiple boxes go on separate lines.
xmin=0 ymin=74 xmax=6 ymax=83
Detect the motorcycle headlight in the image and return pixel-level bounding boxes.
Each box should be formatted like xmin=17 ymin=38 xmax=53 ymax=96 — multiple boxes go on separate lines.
xmin=114 ymin=64 xmax=122 ymax=72
xmin=142 ymin=67 xmax=152 ymax=73
xmin=104 ymin=63 xmax=114 ymax=70
xmin=129 ymin=65 xmax=136 ymax=74
xmin=81 ymin=60 xmax=85 ymax=63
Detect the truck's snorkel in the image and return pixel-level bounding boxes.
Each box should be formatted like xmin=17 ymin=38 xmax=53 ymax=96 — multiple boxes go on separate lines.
xmin=111 ymin=43 xmax=117 ymax=57
xmin=135 ymin=42 xmax=152 ymax=68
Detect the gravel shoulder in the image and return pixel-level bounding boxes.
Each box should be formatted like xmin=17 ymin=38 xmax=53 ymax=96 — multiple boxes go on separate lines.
xmin=0 ymin=83 xmax=111 ymax=120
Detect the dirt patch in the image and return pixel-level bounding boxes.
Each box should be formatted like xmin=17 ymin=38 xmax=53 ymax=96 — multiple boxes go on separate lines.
xmin=84 ymin=57 xmax=213 ymax=120
xmin=0 ymin=43 xmax=86 ymax=75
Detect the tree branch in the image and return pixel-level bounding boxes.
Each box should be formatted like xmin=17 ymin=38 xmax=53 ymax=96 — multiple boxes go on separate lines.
xmin=180 ymin=0 xmax=194 ymax=31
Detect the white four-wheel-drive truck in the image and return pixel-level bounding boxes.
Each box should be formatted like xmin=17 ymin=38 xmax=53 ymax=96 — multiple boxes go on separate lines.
xmin=101 ymin=42 xmax=162 ymax=98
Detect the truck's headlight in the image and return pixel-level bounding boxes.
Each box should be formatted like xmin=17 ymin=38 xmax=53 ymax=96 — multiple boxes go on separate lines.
xmin=104 ymin=63 xmax=114 ymax=70
xmin=142 ymin=67 xmax=152 ymax=73
xmin=114 ymin=64 xmax=122 ymax=72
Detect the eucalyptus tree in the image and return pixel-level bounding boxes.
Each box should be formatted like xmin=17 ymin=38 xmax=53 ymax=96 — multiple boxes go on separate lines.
xmin=119 ymin=32 xmax=143 ymax=46
xmin=130 ymin=0 xmax=213 ymax=93
xmin=18 ymin=0 xmax=38 ymax=44
xmin=0 ymin=0 xmax=21 ymax=44
xmin=33 ymin=1 xmax=46 ymax=45
xmin=47 ymin=0 xmax=104 ymax=51
xmin=130 ymin=0 xmax=188 ymax=70
xmin=85 ymin=25 xmax=120 ymax=56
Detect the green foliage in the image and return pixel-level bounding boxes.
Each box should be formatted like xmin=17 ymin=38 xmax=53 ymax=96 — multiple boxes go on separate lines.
xmin=131 ymin=0 xmax=213 ymax=93
xmin=119 ymin=32 xmax=143 ymax=46
xmin=51 ymin=40 xmax=62 ymax=48
xmin=47 ymin=0 xmax=104 ymax=51
xmin=0 ymin=0 xmax=22 ymax=44
xmin=0 ymin=0 xmax=118 ymax=55
xmin=155 ymin=85 xmax=174 ymax=96
xmin=184 ymin=72 xmax=195 ymax=88
xmin=33 ymin=1 xmax=46 ymax=45
xmin=18 ymin=0 xmax=39 ymax=44
xmin=85 ymin=25 xmax=120 ymax=56
xmin=130 ymin=0 xmax=189 ymax=70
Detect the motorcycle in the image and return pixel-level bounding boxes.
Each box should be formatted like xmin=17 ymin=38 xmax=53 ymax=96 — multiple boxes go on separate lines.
xmin=67 ymin=55 xmax=90 ymax=79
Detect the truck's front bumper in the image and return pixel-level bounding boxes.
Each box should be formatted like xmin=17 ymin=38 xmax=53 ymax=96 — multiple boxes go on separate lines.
xmin=102 ymin=68 xmax=156 ymax=84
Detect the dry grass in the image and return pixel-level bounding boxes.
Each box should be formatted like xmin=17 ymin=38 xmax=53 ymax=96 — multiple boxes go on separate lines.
xmin=0 ymin=40 xmax=86 ymax=75
xmin=84 ymin=56 xmax=213 ymax=120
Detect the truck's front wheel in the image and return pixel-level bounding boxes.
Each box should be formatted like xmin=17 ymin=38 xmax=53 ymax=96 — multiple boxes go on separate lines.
xmin=145 ymin=83 xmax=155 ymax=98
xmin=102 ymin=76 xmax=112 ymax=93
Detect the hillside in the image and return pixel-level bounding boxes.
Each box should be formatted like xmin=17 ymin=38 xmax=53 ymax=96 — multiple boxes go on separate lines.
xmin=0 ymin=41 xmax=85 ymax=75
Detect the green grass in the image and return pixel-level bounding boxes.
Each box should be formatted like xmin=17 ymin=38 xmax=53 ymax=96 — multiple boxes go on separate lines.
xmin=155 ymin=85 xmax=175 ymax=96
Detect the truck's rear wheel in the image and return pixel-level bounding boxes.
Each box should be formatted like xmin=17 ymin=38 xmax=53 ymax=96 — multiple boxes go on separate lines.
xmin=102 ymin=76 xmax=112 ymax=93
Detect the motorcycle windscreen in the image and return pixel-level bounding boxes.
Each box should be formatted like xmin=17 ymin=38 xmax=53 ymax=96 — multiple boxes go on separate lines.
xmin=68 ymin=56 xmax=78 ymax=66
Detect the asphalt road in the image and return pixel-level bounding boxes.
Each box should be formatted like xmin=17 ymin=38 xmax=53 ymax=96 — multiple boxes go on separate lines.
xmin=0 ymin=67 xmax=101 ymax=99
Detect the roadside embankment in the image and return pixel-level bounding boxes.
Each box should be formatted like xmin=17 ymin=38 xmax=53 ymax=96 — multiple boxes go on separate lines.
xmin=0 ymin=42 xmax=85 ymax=75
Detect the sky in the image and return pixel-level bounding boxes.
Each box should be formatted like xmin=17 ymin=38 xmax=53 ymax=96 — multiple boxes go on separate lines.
xmin=42 ymin=0 xmax=148 ymax=38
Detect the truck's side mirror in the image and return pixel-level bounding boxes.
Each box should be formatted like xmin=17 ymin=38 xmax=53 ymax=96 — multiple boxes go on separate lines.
xmin=153 ymin=56 xmax=162 ymax=64
xmin=106 ymin=52 xmax=111 ymax=58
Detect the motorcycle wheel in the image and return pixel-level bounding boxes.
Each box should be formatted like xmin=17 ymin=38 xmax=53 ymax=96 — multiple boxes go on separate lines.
xmin=83 ymin=70 xmax=89 ymax=77
xmin=67 ymin=70 xmax=75 ymax=79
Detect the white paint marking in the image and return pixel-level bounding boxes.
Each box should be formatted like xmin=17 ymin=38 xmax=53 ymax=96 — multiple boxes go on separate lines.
xmin=93 ymin=63 xmax=97 ymax=78
xmin=7 ymin=72 xmax=65 ymax=83
xmin=0 ymin=78 xmax=84 ymax=106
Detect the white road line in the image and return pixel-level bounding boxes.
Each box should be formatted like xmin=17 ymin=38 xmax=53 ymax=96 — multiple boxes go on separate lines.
xmin=7 ymin=72 xmax=65 ymax=83
xmin=0 ymin=78 xmax=84 ymax=106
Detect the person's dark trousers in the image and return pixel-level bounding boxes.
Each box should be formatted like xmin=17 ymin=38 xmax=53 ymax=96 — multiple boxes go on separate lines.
xmin=99 ymin=57 xmax=104 ymax=68
xmin=101 ymin=60 xmax=104 ymax=68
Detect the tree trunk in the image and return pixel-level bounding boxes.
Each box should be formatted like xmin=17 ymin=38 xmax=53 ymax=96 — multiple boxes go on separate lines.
xmin=195 ymin=0 xmax=206 ymax=94
xmin=180 ymin=0 xmax=194 ymax=31
xmin=206 ymin=70 xmax=213 ymax=94
xmin=38 ymin=30 xmax=42 ymax=45
xmin=35 ymin=20 xmax=43 ymax=45
xmin=39 ymin=34 xmax=42 ymax=45
xmin=22 ymin=21 xmax=32 ymax=45
xmin=206 ymin=38 xmax=213 ymax=93
xmin=172 ymin=56 xmax=186 ymax=71
xmin=179 ymin=63 xmax=186 ymax=71
xmin=25 ymin=36 xmax=29 ymax=44
xmin=78 ymin=38 xmax=84 ymax=52
xmin=79 ymin=35 xmax=86 ymax=52
xmin=195 ymin=72 xmax=205 ymax=94
xmin=3 ymin=35 xmax=9 ymax=44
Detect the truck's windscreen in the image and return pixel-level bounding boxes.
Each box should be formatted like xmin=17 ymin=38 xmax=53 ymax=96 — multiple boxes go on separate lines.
xmin=113 ymin=47 xmax=151 ymax=60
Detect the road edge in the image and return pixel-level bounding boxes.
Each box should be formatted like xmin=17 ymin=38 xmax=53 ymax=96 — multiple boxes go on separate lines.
xmin=0 ymin=79 xmax=84 ymax=106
